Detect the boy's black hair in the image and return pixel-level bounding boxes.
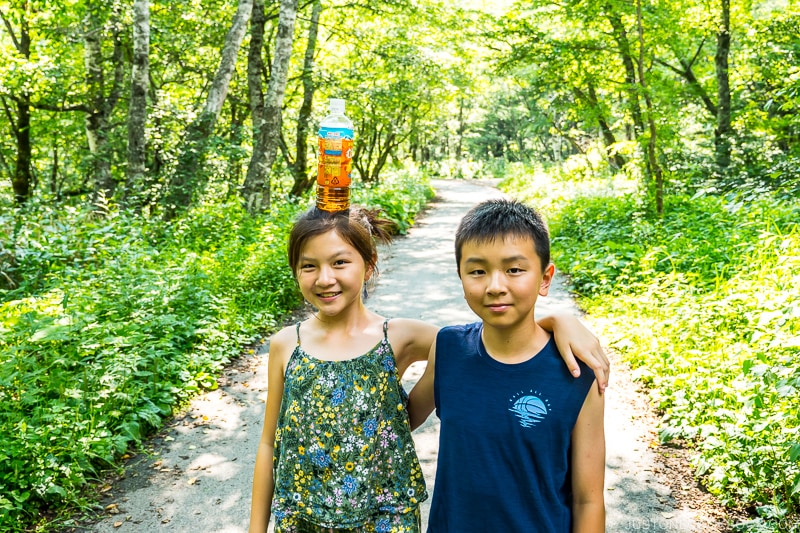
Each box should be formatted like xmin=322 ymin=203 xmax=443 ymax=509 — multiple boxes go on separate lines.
xmin=455 ymin=198 xmax=550 ymax=271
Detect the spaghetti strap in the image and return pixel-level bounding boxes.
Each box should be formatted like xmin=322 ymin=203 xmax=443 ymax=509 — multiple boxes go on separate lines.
xmin=382 ymin=319 xmax=389 ymax=339
xmin=295 ymin=322 xmax=301 ymax=346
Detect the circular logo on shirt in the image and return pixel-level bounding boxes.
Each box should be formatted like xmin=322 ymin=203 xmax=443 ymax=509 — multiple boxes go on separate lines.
xmin=509 ymin=392 xmax=550 ymax=428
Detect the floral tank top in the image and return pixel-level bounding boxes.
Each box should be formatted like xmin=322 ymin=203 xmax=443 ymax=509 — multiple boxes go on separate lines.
xmin=271 ymin=320 xmax=428 ymax=529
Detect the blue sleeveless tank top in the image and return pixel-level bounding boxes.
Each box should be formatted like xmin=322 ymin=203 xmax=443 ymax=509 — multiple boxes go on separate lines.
xmin=428 ymin=322 xmax=595 ymax=532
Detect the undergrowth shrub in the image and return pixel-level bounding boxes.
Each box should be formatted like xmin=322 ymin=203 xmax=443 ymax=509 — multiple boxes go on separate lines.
xmin=0 ymin=171 xmax=432 ymax=531
xmin=501 ymin=168 xmax=800 ymax=531
xmin=353 ymin=167 xmax=436 ymax=233
xmin=584 ymin=228 xmax=800 ymax=522
xmin=0 ymin=201 xmax=299 ymax=529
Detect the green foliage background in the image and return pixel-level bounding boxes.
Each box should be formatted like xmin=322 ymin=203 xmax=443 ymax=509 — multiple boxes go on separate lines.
xmin=501 ymin=166 xmax=800 ymax=532
xmin=2 ymin=0 xmax=799 ymax=530
xmin=0 ymin=171 xmax=434 ymax=531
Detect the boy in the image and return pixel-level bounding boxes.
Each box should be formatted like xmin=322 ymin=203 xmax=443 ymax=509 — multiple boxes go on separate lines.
xmin=408 ymin=199 xmax=605 ymax=532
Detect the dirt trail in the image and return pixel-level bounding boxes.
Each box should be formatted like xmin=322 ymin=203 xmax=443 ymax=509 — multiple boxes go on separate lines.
xmin=85 ymin=179 xmax=722 ymax=532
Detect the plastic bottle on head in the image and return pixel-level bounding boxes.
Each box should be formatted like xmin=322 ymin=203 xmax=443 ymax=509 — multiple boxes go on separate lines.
xmin=316 ymin=98 xmax=354 ymax=212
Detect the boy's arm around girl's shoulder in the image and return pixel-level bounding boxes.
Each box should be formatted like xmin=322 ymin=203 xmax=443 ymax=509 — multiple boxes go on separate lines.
xmin=570 ymin=381 xmax=606 ymax=533
xmin=248 ymin=326 xmax=293 ymax=533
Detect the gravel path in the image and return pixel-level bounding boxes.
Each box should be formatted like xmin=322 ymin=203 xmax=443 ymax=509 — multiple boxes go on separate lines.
xmin=84 ymin=179 xmax=720 ymax=532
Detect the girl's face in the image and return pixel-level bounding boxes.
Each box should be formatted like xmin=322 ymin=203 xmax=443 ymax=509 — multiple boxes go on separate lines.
xmin=296 ymin=230 xmax=372 ymax=317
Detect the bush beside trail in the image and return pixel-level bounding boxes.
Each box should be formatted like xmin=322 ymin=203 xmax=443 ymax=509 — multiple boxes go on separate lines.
xmin=0 ymin=171 xmax=434 ymax=532
xmin=502 ymin=168 xmax=800 ymax=533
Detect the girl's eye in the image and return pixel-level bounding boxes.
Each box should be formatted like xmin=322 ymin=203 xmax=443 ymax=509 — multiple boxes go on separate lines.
xmin=334 ymin=259 xmax=349 ymax=266
xmin=300 ymin=263 xmax=315 ymax=270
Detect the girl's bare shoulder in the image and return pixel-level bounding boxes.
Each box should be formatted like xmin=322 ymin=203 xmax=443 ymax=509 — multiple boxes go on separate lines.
xmin=268 ymin=323 xmax=301 ymax=362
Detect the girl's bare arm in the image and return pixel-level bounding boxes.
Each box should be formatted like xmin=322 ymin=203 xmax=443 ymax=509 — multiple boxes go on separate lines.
xmin=249 ymin=329 xmax=292 ymax=533
xmin=539 ymin=314 xmax=610 ymax=393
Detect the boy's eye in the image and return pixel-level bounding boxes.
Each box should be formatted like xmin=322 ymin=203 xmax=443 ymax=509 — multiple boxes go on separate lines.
xmin=468 ymin=269 xmax=485 ymax=276
xmin=508 ymin=267 xmax=525 ymax=274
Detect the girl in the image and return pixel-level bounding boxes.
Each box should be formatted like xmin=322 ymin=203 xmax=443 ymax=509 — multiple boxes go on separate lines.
xmin=249 ymin=206 xmax=607 ymax=533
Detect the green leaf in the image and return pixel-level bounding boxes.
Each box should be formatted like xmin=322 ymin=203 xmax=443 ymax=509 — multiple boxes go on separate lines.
xmin=45 ymin=484 xmax=67 ymax=498
xmin=29 ymin=324 xmax=70 ymax=342
xmin=789 ymin=443 xmax=800 ymax=462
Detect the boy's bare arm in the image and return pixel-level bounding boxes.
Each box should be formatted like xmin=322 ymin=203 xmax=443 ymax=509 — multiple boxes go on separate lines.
xmin=407 ymin=341 xmax=437 ymax=431
xmin=570 ymin=382 xmax=606 ymax=532
xmin=538 ymin=314 xmax=610 ymax=393
xmin=389 ymin=318 xmax=439 ymax=377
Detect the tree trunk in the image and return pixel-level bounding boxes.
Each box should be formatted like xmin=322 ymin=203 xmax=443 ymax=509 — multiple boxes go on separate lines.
xmin=227 ymin=100 xmax=246 ymax=197
xmin=11 ymin=96 xmax=32 ymax=203
xmin=715 ymin=0 xmax=732 ymax=171
xmin=655 ymin=47 xmax=719 ymax=118
xmin=606 ymin=9 xmax=645 ymax=137
xmin=50 ymin=141 xmax=60 ymax=197
xmin=242 ymin=0 xmax=299 ymax=215
xmin=574 ymin=84 xmax=626 ymax=169
xmin=353 ymin=111 xmax=411 ymax=184
xmin=679 ymin=55 xmax=717 ymax=116
xmin=456 ymin=96 xmax=464 ymax=163
xmin=83 ymin=6 xmax=124 ymax=200
xmin=1 ymin=3 xmax=34 ymax=204
xmin=143 ymin=86 xmax=164 ymax=208
xmin=636 ymin=0 xmax=664 ymax=215
xmin=409 ymin=117 xmax=419 ymax=162
xmin=125 ymin=0 xmax=150 ymax=204
xmin=247 ymin=0 xmax=267 ymax=151
xmin=288 ymin=0 xmax=322 ymax=197
xmin=369 ymin=131 xmax=398 ymax=183
xmin=162 ymin=0 xmax=253 ymax=217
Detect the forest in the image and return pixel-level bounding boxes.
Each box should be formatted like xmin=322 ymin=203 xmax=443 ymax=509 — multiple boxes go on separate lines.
xmin=1 ymin=0 xmax=798 ymax=531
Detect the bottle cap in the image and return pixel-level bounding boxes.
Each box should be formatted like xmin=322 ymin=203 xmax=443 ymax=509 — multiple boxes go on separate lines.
xmin=329 ymin=98 xmax=346 ymax=115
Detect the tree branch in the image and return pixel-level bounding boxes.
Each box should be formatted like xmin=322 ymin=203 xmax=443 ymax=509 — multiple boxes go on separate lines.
xmin=688 ymin=37 xmax=707 ymax=69
xmin=0 ymin=9 xmax=20 ymax=51
xmin=1 ymin=96 xmax=18 ymax=137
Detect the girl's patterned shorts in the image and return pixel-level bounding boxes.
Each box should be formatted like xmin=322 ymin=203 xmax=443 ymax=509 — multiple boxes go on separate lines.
xmin=275 ymin=507 xmax=421 ymax=533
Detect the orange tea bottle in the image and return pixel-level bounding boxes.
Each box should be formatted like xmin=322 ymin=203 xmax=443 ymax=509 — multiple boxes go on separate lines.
xmin=316 ymin=98 xmax=354 ymax=212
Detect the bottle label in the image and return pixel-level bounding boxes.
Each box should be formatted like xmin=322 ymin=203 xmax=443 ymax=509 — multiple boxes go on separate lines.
xmin=318 ymin=126 xmax=354 ymax=187
xmin=319 ymin=126 xmax=354 ymax=142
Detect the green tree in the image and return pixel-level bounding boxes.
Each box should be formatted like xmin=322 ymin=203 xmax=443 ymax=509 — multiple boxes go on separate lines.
xmin=284 ymin=0 xmax=322 ymax=198
xmin=82 ymin=0 xmax=125 ymax=199
xmin=241 ymin=0 xmax=298 ymax=214
xmin=161 ymin=0 xmax=253 ymax=218
xmin=125 ymin=0 xmax=150 ymax=204
xmin=0 ymin=0 xmax=33 ymax=203
xmin=714 ymin=0 xmax=732 ymax=171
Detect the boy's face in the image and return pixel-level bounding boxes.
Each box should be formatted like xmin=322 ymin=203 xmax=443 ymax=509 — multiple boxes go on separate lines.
xmin=458 ymin=235 xmax=554 ymax=330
